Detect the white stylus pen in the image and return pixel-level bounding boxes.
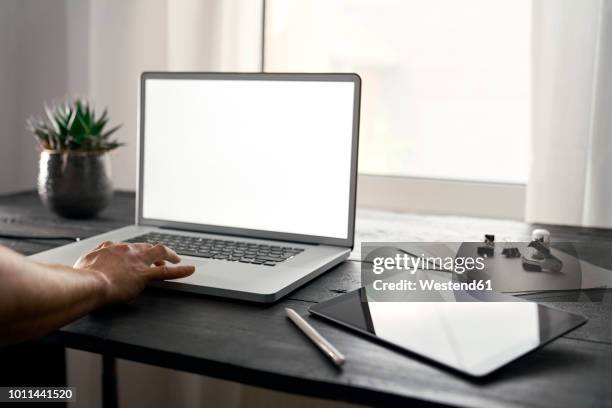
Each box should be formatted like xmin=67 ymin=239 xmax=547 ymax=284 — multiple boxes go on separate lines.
xmin=285 ymin=308 xmax=345 ymax=367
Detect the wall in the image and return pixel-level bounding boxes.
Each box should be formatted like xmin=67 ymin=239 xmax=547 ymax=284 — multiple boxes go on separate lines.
xmin=0 ymin=0 xmax=163 ymax=193
xmin=0 ymin=0 xmax=262 ymax=193
xmin=0 ymin=1 xmax=19 ymax=194
xmin=16 ymin=0 xmax=73 ymax=191
xmin=0 ymin=0 xmax=89 ymax=194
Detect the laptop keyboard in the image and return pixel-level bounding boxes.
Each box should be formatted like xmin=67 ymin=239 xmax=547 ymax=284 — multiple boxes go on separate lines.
xmin=124 ymin=232 xmax=304 ymax=266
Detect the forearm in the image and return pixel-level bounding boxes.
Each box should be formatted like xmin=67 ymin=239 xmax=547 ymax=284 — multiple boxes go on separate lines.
xmin=0 ymin=246 xmax=107 ymax=346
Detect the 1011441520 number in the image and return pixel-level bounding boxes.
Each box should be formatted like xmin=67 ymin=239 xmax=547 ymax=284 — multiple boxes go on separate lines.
xmin=6 ymin=388 xmax=73 ymax=401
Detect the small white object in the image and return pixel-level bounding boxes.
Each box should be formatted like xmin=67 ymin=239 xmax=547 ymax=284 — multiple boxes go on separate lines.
xmin=531 ymin=229 xmax=550 ymax=247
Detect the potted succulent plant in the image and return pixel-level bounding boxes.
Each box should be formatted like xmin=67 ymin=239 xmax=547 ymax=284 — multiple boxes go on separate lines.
xmin=26 ymin=99 xmax=122 ymax=219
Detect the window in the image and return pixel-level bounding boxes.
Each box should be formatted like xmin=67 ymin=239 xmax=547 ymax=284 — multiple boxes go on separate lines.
xmin=265 ymin=0 xmax=531 ymax=184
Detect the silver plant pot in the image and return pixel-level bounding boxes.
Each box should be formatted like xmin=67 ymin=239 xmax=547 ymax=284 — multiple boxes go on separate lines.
xmin=38 ymin=150 xmax=114 ymax=219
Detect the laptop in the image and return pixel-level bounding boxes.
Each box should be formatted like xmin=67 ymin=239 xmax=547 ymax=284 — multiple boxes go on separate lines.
xmin=30 ymin=72 xmax=361 ymax=303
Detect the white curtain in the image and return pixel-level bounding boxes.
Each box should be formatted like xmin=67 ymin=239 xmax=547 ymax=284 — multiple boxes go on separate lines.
xmin=527 ymin=0 xmax=612 ymax=227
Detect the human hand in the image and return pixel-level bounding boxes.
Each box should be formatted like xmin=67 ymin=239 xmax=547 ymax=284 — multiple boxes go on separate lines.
xmin=74 ymin=241 xmax=195 ymax=304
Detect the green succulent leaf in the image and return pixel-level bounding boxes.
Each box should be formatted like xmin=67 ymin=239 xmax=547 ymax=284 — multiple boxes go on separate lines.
xmin=26 ymin=98 xmax=123 ymax=152
xmin=101 ymin=124 xmax=122 ymax=139
xmin=91 ymin=117 xmax=108 ymax=136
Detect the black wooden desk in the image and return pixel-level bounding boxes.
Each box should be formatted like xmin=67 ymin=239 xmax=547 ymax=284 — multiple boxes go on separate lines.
xmin=1 ymin=192 xmax=611 ymax=407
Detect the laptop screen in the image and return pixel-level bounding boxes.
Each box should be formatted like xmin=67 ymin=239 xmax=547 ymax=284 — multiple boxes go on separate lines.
xmin=141 ymin=76 xmax=357 ymax=241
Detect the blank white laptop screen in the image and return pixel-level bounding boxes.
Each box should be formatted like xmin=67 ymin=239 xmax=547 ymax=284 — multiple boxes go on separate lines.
xmin=142 ymin=78 xmax=355 ymax=239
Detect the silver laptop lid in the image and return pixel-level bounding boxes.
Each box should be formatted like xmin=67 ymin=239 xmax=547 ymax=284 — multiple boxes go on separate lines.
xmin=137 ymin=72 xmax=360 ymax=248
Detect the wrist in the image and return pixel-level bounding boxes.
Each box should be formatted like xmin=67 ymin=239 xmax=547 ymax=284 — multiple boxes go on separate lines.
xmin=74 ymin=266 xmax=111 ymax=307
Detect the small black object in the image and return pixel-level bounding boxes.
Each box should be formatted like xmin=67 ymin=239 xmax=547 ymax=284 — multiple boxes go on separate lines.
xmin=502 ymin=247 xmax=521 ymax=258
xmin=477 ymin=234 xmax=495 ymax=257
xmin=522 ymin=257 xmax=542 ymax=271
xmin=522 ymin=239 xmax=563 ymax=272
xmin=477 ymin=246 xmax=494 ymax=257
xmin=528 ymin=240 xmax=551 ymax=256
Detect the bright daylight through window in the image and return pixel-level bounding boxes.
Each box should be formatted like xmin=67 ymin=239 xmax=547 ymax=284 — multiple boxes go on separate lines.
xmin=265 ymin=0 xmax=531 ymax=183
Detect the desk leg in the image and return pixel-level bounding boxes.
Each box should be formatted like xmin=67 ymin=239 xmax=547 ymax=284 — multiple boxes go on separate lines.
xmin=102 ymin=355 xmax=118 ymax=408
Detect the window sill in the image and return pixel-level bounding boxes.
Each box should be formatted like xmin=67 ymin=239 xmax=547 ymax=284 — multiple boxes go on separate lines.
xmin=356 ymin=174 xmax=525 ymax=220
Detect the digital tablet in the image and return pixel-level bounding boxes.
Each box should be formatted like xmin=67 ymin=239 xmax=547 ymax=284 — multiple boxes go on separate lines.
xmin=309 ymin=286 xmax=586 ymax=377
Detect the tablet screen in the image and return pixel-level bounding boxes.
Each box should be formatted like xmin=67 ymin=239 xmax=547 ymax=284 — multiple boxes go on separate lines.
xmin=309 ymin=286 xmax=586 ymax=376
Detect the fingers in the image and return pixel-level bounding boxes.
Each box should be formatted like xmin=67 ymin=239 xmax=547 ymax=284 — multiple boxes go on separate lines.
xmin=96 ymin=241 xmax=150 ymax=252
xmin=94 ymin=240 xmax=114 ymax=250
xmin=146 ymin=265 xmax=195 ymax=281
xmin=126 ymin=242 xmax=155 ymax=251
xmin=142 ymin=244 xmax=181 ymax=264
